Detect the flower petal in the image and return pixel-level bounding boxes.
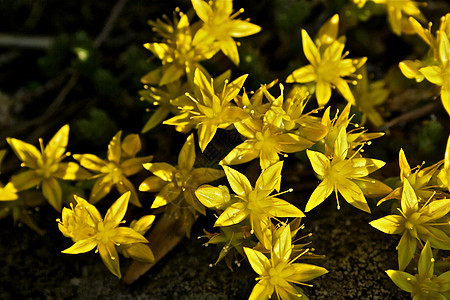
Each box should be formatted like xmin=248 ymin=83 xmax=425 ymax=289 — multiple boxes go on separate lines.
xmin=222 ymin=165 xmax=252 ymax=196
xmin=305 ymin=179 xmax=333 ymax=212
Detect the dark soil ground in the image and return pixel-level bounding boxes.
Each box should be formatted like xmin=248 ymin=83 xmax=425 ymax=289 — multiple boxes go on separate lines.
xmin=0 ymin=200 xmax=408 ymax=300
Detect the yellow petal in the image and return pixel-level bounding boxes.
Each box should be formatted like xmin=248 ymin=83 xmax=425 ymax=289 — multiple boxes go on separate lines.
xmin=248 ymin=280 xmax=272 ymax=300
xmin=229 ymin=20 xmax=261 ymax=38
xmin=44 ymin=124 xmax=69 ymax=159
xmin=301 ymin=29 xmax=320 ymax=67
xmin=255 ymin=161 xmax=283 ymax=192
xmin=10 ymin=170 xmax=42 ymax=191
xmin=107 ymin=131 xmax=122 ymax=164
xmin=263 ymin=197 xmax=305 ymax=218
xmin=121 ymin=134 xmax=141 ymax=157
xmin=124 ymin=243 xmax=155 ymax=264
xmin=191 ymin=167 xmax=225 ymax=184
xmin=121 ymin=156 xmax=153 ymax=177
xmin=130 ymin=215 xmax=155 ymax=235
xmin=198 ymin=123 xmax=218 ymax=152
xmin=139 ymin=176 xmax=166 ymax=192
xmin=195 ymin=185 xmax=230 ymax=209
xmin=369 ymin=215 xmax=403 ymax=234
xmin=398 ymin=233 xmax=416 ymax=270
xmin=289 ymin=263 xmax=329 ymax=282
xmin=191 ymin=0 xmax=212 ymax=22
xmin=62 ymin=238 xmax=97 ymax=254
xmin=286 ymin=65 xmax=317 ymax=83
xmin=219 ymin=36 xmax=240 ymax=65
xmin=214 ymin=202 xmax=247 ymax=226
xmin=401 ymin=179 xmax=418 ymax=212
xmin=334 ymin=78 xmax=356 ymax=105
xmin=272 ymin=224 xmax=292 ymax=261
xmin=306 ymin=150 xmax=329 ymax=177
xmin=142 ymin=107 xmax=171 ymax=133
xmin=112 ymin=227 xmax=148 ymax=244
xmin=337 ymin=179 xmax=370 ymax=213
xmin=73 ymin=153 xmax=107 ymax=173
xmin=222 ymin=165 xmax=252 ymax=196
xmin=42 ymin=177 xmax=62 ymax=211
xmin=385 ymin=270 xmax=414 ymax=293
xmin=243 ymin=247 xmax=270 ymax=276
xmin=90 ymin=177 xmax=114 ymax=204
xmin=55 ymin=162 xmax=92 ymax=180
xmin=7 ymin=138 xmax=41 ymax=169
xmin=305 ymin=179 xmax=333 ymax=212
xmin=151 ymin=183 xmax=180 ymax=208
xmin=220 ymin=141 xmax=259 ymax=166
xmin=143 ymin=162 xmax=176 ymax=181
xmin=104 ymin=191 xmax=130 ymax=226
xmin=420 ymin=65 xmax=444 ymax=86
xmin=316 ymin=79 xmax=332 ymax=107
xmin=98 ymin=242 xmax=121 ymax=278
xmin=116 ymin=177 xmax=141 ymax=207
xmin=317 ymin=14 xmax=339 ymax=45
xmin=178 ymin=134 xmax=195 ymax=172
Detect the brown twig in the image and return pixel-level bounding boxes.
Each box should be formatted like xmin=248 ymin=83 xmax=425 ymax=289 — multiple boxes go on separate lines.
xmin=381 ymin=100 xmax=442 ymax=130
xmin=94 ymin=0 xmax=130 ymax=48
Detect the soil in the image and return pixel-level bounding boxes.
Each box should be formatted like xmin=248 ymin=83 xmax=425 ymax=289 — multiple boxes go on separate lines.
xmin=0 ymin=201 xmax=408 ymax=299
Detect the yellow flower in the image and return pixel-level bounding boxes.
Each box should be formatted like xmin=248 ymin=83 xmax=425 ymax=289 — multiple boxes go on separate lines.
xmin=118 ymin=215 xmax=156 ymax=264
xmin=306 ymin=127 xmax=387 ymax=213
xmin=354 ymin=0 xmax=424 ymax=35
xmin=437 ymin=135 xmax=450 ymax=192
xmin=191 ymin=0 xmax=261 ymax=65
xmin=4 ymin=125 xmax=90 ymax=211
xmin=166 ymin=68 xmax=248 ymax=151
xmin=139 ymin=77 xmax=192 ymax=133
xmin=58 ymin=192 xmax=149 ymax=278
xmin=419 ymin=30 xmax=450 ymax=115
xmin=353 ymin=66 xmax=389 ymax=127
xmin=386 ymin=240 xmax=450 ymax=299
xmin=370 ymin=180 xmax=450 ymax=270
xmin=144 ymin=12 xmax=218 ymax=86
xmin=378 ymin=149 xmax=444 ymax=205
xmin=139 ymin=133 xmax=224 ymax=216
xmin=196 ymin=161 xmax=304 ymax=249
xmin=262 ymin=84 xmax=327 ymax=141
xmin=73 ymin=131 xmax=153 ymax=206
xmin=286 ymin=15 xmax=366 ymax=107
xmin=244 ymin=224 xmax=328 ymax=300
xmin=221 ymin=117 xmax=314 ymax=170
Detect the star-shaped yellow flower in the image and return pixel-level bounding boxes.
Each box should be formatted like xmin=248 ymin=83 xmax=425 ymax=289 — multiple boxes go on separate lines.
xmin=244 ymin=224 xmax=328 ymax=300
xmin=58 ymin=192 xmax=149 ymax=278
xmin=370 ymin=180 xmax=450 ymax=270
xmin=306 ymin=127 xmax=387 ymax=213
xmin=437 ymin=135 xmax=450 ymax=192
xmin=221 ymin=117 xmax=314 ymax=170
xmin=286 ymin=15 xmax=366 ymax=107
xmin=74 ymin=131 xmax=153 ymax=206
xmin=4 ymin=125 xmax=90 ymax=211
xmin=191 ymin=0 xmax=261 ymax=65
xmin=165 ymin=68 xmax=248 ymax=151
xmin=139 ymin=133 xmax=224 ymax=216
xmin=144 ymin=12 xmax=218 ymax=86
xmin=196 ymin=161 xmax=304 ymax=249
